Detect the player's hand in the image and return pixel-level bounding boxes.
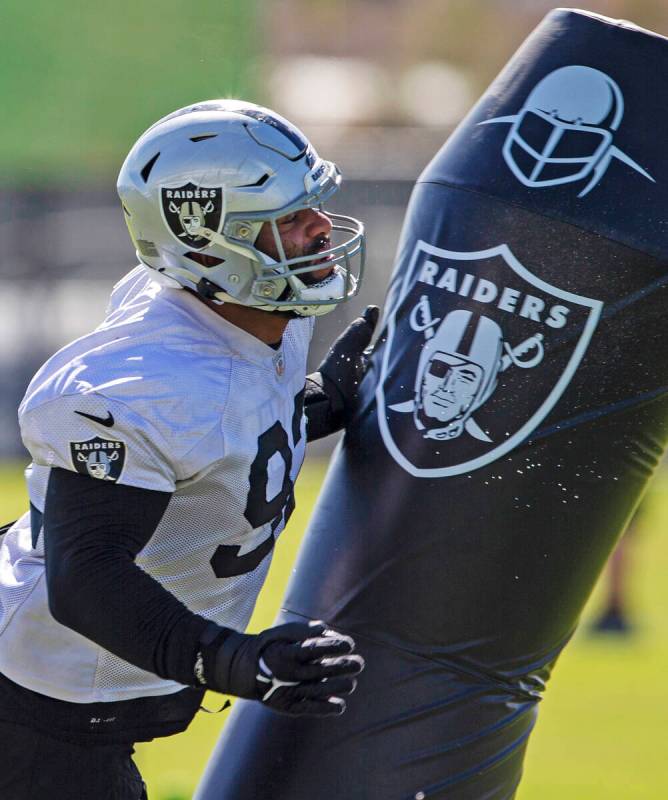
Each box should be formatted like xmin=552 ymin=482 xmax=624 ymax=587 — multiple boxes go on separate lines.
xmin=254 ymin=622 xmax=364 ymax=716
xmin=197 ymin=620 xmax=365 ymax=717
xmin=314 ymin=305 xmax=379 ymax=421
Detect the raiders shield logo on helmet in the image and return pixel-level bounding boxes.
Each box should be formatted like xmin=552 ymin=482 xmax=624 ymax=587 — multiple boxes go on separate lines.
xmin=160 ymin=183 xmax=223 ymax=250
xmin=69 ymin=437 xmax=126 ymax=482
xmin=377 ymin=241 xmax=603 ymax=477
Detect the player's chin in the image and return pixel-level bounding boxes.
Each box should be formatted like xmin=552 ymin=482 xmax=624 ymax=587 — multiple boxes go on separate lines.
xmin=302 ymin=255 xmax=335 ymax=284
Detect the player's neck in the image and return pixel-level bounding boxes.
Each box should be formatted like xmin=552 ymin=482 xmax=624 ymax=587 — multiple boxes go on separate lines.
xmin=200 ymin=297 xmax=291 ymax=346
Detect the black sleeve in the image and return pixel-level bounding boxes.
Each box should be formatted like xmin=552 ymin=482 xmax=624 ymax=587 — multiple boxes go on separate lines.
xmin=303 ymin=373 xmax=344 ymax=442
xmin=43 ymin=467 xmax=220 ymax=687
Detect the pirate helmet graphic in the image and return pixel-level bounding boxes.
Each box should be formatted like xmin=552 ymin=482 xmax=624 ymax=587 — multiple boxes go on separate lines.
xmin=414 ymin=310 xmax=503 ymax=441
xmin=85 ymin=450 xmax=117 ymax=480
xmin=480 ymin=65 xmax=654 ymax=197
xmin=177 ymin=199 xmax=215 ymax=237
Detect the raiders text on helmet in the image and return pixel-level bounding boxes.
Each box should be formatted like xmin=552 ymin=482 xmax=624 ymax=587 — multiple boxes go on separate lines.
xmin=117 ymin=100 xmax=365 ymax=316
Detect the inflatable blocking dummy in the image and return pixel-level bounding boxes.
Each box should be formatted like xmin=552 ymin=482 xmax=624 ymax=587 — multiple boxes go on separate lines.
xmin=196 ymin=10 xmax=668 ymax=799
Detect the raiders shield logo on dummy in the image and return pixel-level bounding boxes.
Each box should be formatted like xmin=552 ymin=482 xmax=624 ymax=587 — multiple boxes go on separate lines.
xmin=160 ymin=183 xmax=223 ymax=250
xmin=378 ymin=242 xmax=602 ymax=476
xmin=69 ymin=438 xmax=126 ymax=482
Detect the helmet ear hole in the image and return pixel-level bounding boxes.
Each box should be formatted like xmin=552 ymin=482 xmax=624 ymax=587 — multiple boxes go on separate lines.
xmin=185 ymin=251 xmax=225 ymax=267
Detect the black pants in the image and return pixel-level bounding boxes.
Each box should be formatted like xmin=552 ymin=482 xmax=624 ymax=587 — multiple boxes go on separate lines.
xmin=0 ymin=668 xmax=205 ymax=799
xmin=0 ymin=720 xmax=148 ymax=800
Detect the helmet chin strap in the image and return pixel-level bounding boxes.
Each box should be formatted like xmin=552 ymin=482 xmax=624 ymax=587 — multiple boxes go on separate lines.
xmin=208 ymin=288 xmax=284 ymax=314
xmin=209 ymin=276 xmax=340 ymax=318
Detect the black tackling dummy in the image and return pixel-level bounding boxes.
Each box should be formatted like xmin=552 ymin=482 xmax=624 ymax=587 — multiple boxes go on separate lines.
xmin=196 ymin=11 xmax=668 ymax=799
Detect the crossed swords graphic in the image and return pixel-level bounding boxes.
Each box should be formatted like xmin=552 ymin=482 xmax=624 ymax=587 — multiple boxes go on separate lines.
xmin=409 ymin=295 xmax=545 ymax=371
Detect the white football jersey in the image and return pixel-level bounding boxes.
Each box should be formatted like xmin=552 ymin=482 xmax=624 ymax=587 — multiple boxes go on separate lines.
xmin=0 ymin=267 xmax=313 ymax=703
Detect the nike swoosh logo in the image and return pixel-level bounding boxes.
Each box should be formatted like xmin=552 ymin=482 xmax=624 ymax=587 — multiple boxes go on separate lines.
xmin=75 ymin=410 xmax=115 ymax=428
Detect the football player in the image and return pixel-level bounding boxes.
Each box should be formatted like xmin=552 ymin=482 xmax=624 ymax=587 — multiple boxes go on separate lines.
xmin=0 ymin=100 xmax=374 ymax=800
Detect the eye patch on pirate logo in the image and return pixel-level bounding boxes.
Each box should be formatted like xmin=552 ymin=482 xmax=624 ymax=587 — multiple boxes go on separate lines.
xmin=69 ymin=437 xmax=127 ymax=483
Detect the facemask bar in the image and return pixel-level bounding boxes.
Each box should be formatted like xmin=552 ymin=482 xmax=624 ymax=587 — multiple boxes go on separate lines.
xmin=507 ymin=109 xmax=613 ymax=186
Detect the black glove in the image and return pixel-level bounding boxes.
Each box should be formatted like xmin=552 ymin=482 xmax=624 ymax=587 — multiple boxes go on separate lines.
xmin=305 ymin=305 xmax=380 ymax=439
xmin=318 ymin=304 xmax=380 ymax=417
xmin=196 ymin=620 xmax=365 ymax=717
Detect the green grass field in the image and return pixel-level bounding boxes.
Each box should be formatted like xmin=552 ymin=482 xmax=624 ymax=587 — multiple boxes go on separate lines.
xmin=1 ymin=458 xmax=667 ymax=798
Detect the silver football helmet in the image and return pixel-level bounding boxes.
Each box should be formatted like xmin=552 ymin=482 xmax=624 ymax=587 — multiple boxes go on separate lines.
xmin=117 ymin=99 xmax=365 ymax=316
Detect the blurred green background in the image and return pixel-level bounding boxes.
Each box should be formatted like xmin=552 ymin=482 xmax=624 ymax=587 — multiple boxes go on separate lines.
xmin=0 ymin=0 xmax=258 ymax=181
xmin=3 ymin=0 xmax=668 ymax=797
xmin=1 ymin=459 xmax=667 ymax=798
xmin=3 ymin=0 xmax=668 ymax=181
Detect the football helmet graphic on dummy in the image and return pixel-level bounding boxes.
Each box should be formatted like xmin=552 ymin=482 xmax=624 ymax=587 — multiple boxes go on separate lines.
xmin=117 ymin=100 xmax=365 ymax=316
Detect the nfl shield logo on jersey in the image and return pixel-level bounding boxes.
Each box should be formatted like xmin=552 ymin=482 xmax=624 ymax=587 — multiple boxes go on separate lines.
xmin=69 ymin=437 xmax=126 ymax=482
xmin=161 ymin=183 xmax=223 ymax=250
xmin=377 ymin=241 xmax=603 ymax=478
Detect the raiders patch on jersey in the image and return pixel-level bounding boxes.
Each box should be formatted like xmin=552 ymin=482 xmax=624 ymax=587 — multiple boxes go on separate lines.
xmin=69 ymin=437 xmax=126 ymax=482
